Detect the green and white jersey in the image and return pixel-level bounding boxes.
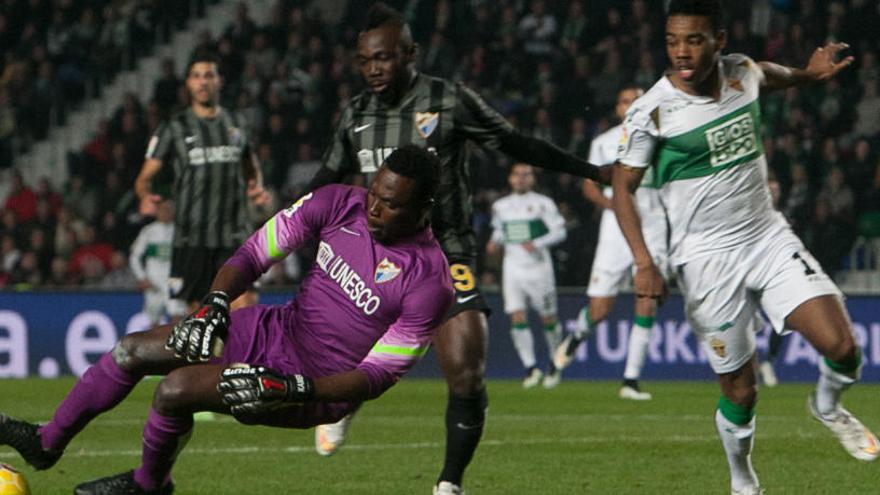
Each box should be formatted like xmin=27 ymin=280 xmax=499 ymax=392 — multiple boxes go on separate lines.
xmin=490 ymin=191 xmax=566 ymax=277
xmin=618 ymin=53 xmax=784 ymax=265
xmin=129 ymin=221 xmax=174 ymax=290
xmin=588 ymin=123 xmax=655 ymax=189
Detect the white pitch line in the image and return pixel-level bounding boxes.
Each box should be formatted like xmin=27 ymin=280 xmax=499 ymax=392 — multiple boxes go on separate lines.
xmin=0 ymin=431 xmax=833 ymax=461
xmin=59 ymin=412 xmax=807 ymax=427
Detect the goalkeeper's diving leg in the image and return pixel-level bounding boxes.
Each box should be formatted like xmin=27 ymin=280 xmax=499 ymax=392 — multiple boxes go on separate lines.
xmin=0 ymin=323 xmax=193 ymax=474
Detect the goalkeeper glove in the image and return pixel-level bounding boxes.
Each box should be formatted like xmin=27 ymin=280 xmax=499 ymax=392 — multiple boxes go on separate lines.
xmin=166 ymin=291 xmax=230 ymax=362
xmin=217 ymin=364 xmax=314 ymax=419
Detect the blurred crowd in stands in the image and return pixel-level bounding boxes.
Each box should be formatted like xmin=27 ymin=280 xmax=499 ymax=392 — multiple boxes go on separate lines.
xmin=1 ymin=0 xmax=880 ymax=291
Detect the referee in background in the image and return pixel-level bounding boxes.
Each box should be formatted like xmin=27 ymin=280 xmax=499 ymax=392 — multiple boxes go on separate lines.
xmin=135 ymin=51 xmax=270 ymax=316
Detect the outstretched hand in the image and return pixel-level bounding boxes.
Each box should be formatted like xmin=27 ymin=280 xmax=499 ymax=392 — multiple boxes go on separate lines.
xmin=806 ymin=42 xmax=854 ymax=81
xmin=247 ymin=179 xmax=272 ymax=207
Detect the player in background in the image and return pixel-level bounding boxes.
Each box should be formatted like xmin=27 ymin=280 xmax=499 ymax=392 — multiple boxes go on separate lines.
xmin=306 ymin=4 xmax=605 ymax=493
xmin=134 ymin=51 xmax=271 ymax=317
xmin=613 ymin=1 xmax=877 ymax=493
xmin=757 ymin=174 xmax=784 ymax=387
xmin=553 ymin=85 xmax=668 ymax=401
xmin=129 ymin=198 xmax=183 ymax=325
xmin=487 ymin=164 xmax=567 ymax=389
xmin=0 ymin=146 xmax=454 ymax=494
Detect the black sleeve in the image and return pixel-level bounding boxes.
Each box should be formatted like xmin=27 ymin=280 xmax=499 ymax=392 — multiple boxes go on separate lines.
xmin=498 ymin=131 xmax=605 ymax=182
xmin=308 ymin=106 xmax=357 ymax=191
xmin=307 ymin=163 xmax=349 ymax=192
xmin=453 ymin=83 xmax=515 ymax=148
xmin=452 ymin=83 xmax=605 ymax=183
xmin=145 ymin=121 xmax=174 ymax=162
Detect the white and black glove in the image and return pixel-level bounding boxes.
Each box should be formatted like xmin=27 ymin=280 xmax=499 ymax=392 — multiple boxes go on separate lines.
xmin=218 ymin=364 xmax=314 ymax=420
xmin=166 ymin=291 xmax=230 ymax=362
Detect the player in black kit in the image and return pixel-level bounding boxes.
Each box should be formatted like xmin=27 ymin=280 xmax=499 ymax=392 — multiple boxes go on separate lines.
xmin=308 ymin=5 xmax=605 ymax=494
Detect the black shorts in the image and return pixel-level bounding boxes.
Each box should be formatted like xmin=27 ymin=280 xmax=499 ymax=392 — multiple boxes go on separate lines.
xmin=445 ymin=256 xmax=490 ymax=319
xmin=169 ymin=247 xmax=238 ymax=303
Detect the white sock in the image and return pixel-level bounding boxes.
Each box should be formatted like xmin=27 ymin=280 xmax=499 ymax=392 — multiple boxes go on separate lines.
xmin=715 ymin=410 xmax=759 ymax=492
xmin=623 ymin=323 xmax=652 ymax=380
xmin=816 ymin=358 xmax=857 ymax=416
xmin=574 ymin=307 xmax=594 ymax=339
xmin=510 ymin=325 xmax=536 ymax=369
xmin=543 ymin=322 xmax=563 ymax=364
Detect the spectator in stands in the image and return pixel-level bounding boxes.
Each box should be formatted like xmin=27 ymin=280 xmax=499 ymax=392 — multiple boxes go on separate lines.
xmin=784 ymin=163 xmax=812 ymax=235
xmin=423 ymin=32 xmax=456 ymax=77
xmin=0 ymin=85 xmax=14 ymax=169
xmin=31 ymin=200 xmax=55 ymax=240
xmin=28 ymin=227 xmax=52 ymax=280
xmin=99 ymin=250 xmax=137 ymax=290
xmin=68 ymin=224 xmax=113 ymax=280
xmin=8 ymin=250 xmax=41 ymax=287
xmin=63 ymin=176 xmax=99 ymax=224
xmin=47 ymin=256 xmax=73 ymax=287
xmin=4 ymin=173 xmax=38 ymax=223
xmin=35 ymin=177 xmax=63 ymax=216
xmin=53 ymin=206 xmax=85 ymax=258
xmin=153 ymin=58 xmax=182 ymax=116
xmin=1 ymin=233 xmax=21 ymax=274
xmin=820 ymin=166 xmax=856 ymax=222
xmin=224 ymin=1 xmax=256 ymax=49
xmin=864 ymin=162 xmax=880 ymax=213
xmin=854 ymin=80 xmax=880 ymax=138
xmin=518 ymin=0 xmax=558 ymax=57
xmin=804 ymin=199 xmax=852 ymax=275
xmin=0 ymin=209 xmax=21 ymax=248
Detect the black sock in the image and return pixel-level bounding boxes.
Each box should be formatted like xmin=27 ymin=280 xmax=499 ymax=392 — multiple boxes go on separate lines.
xmin=623 ymin=378 xmax=639 ymax=390
xmin=438 ymin=389 xmax=488 ymax=486
xmin=768 ymin=331 xmax=783 ymax=362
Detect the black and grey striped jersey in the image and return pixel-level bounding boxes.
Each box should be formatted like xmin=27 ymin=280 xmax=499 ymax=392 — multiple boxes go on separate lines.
xmin=145 ymin=108 xmax=252 ymax=249
xmin=321 ymin=74 xmax=513 ymax=260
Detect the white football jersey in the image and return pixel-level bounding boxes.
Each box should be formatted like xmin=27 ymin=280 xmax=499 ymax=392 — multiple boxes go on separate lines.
xmin=588 ymin=123 xmax=655 ymax=189
xmin=129 ymin=221 xmax=174 ymax=290
xmin=617 ymin=53 xmax=786 ymax=265
xmin=490 ymin=191 xmax=566 ymax=277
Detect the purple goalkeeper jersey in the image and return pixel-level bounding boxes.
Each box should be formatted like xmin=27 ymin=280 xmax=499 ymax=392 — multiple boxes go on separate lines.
xmin=226 ymin=184 xmax=453 ymax=398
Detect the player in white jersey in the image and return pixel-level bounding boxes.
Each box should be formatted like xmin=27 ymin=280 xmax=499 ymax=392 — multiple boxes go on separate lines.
xmin=552 ymin=86 xmax=668 ymax=401
xmin=487 ymin=164 xmax=567 ymax=389
xmin=129 ymin=199 xmax=183 ymax=324
xmin=611 ymin=2 xmax=877 ymax=493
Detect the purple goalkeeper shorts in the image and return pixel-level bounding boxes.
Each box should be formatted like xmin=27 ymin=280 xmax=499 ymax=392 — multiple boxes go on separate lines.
xmin=219 ymin=303 xmax=357 ymax=428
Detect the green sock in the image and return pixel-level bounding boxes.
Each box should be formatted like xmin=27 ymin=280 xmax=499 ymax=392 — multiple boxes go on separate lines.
xmin=718 ymin=396 xmax=754 ymax=425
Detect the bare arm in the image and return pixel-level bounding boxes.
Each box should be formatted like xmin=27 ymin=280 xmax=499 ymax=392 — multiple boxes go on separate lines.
xmin=582 ymin=178 xmax=612 ymax=210
xmin=242 ymin=152 xmax=271 ymax=206
xmin=135 ymin=158 xmax=164 ymax=216
xmin=313 ymin=369 xmax=372 ymax=402
xmin=612 ymin=163 xmax=666 ymax=303
xmin=759 ymin=42 xmax=854 ymax=92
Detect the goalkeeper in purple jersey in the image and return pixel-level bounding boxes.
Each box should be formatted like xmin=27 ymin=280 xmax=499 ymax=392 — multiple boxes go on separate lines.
xmin=0 ymin=145 xmax=454 ymax=495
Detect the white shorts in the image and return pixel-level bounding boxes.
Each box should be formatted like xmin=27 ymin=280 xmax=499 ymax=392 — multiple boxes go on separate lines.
xmin=503 ymin=272 xmax=558 ymax=317
xmin=678 ymin=226 xmax=842 ymax=374
xmin=144 ymin=288 xmax=186 ymax=323
xmin=588 ymin=188 xmax=669 ymax=297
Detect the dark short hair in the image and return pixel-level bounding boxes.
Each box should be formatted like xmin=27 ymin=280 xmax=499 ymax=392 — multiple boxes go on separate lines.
xmin=363 ymin=2 xmax=406 ymax=32
xmin=362 ymin=2 xmax=414 ymax=51
xmin=186 ymin=51 xmax=221 ymax=77
xmin=383 ymin=145 xmax=440 ymax=203
xmin=668 ymin=0 xmax=724 ymax=33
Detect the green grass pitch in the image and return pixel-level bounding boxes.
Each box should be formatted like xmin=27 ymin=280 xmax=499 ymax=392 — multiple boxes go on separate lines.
xmin=1 ymin=378 xmax=877 ymax=494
